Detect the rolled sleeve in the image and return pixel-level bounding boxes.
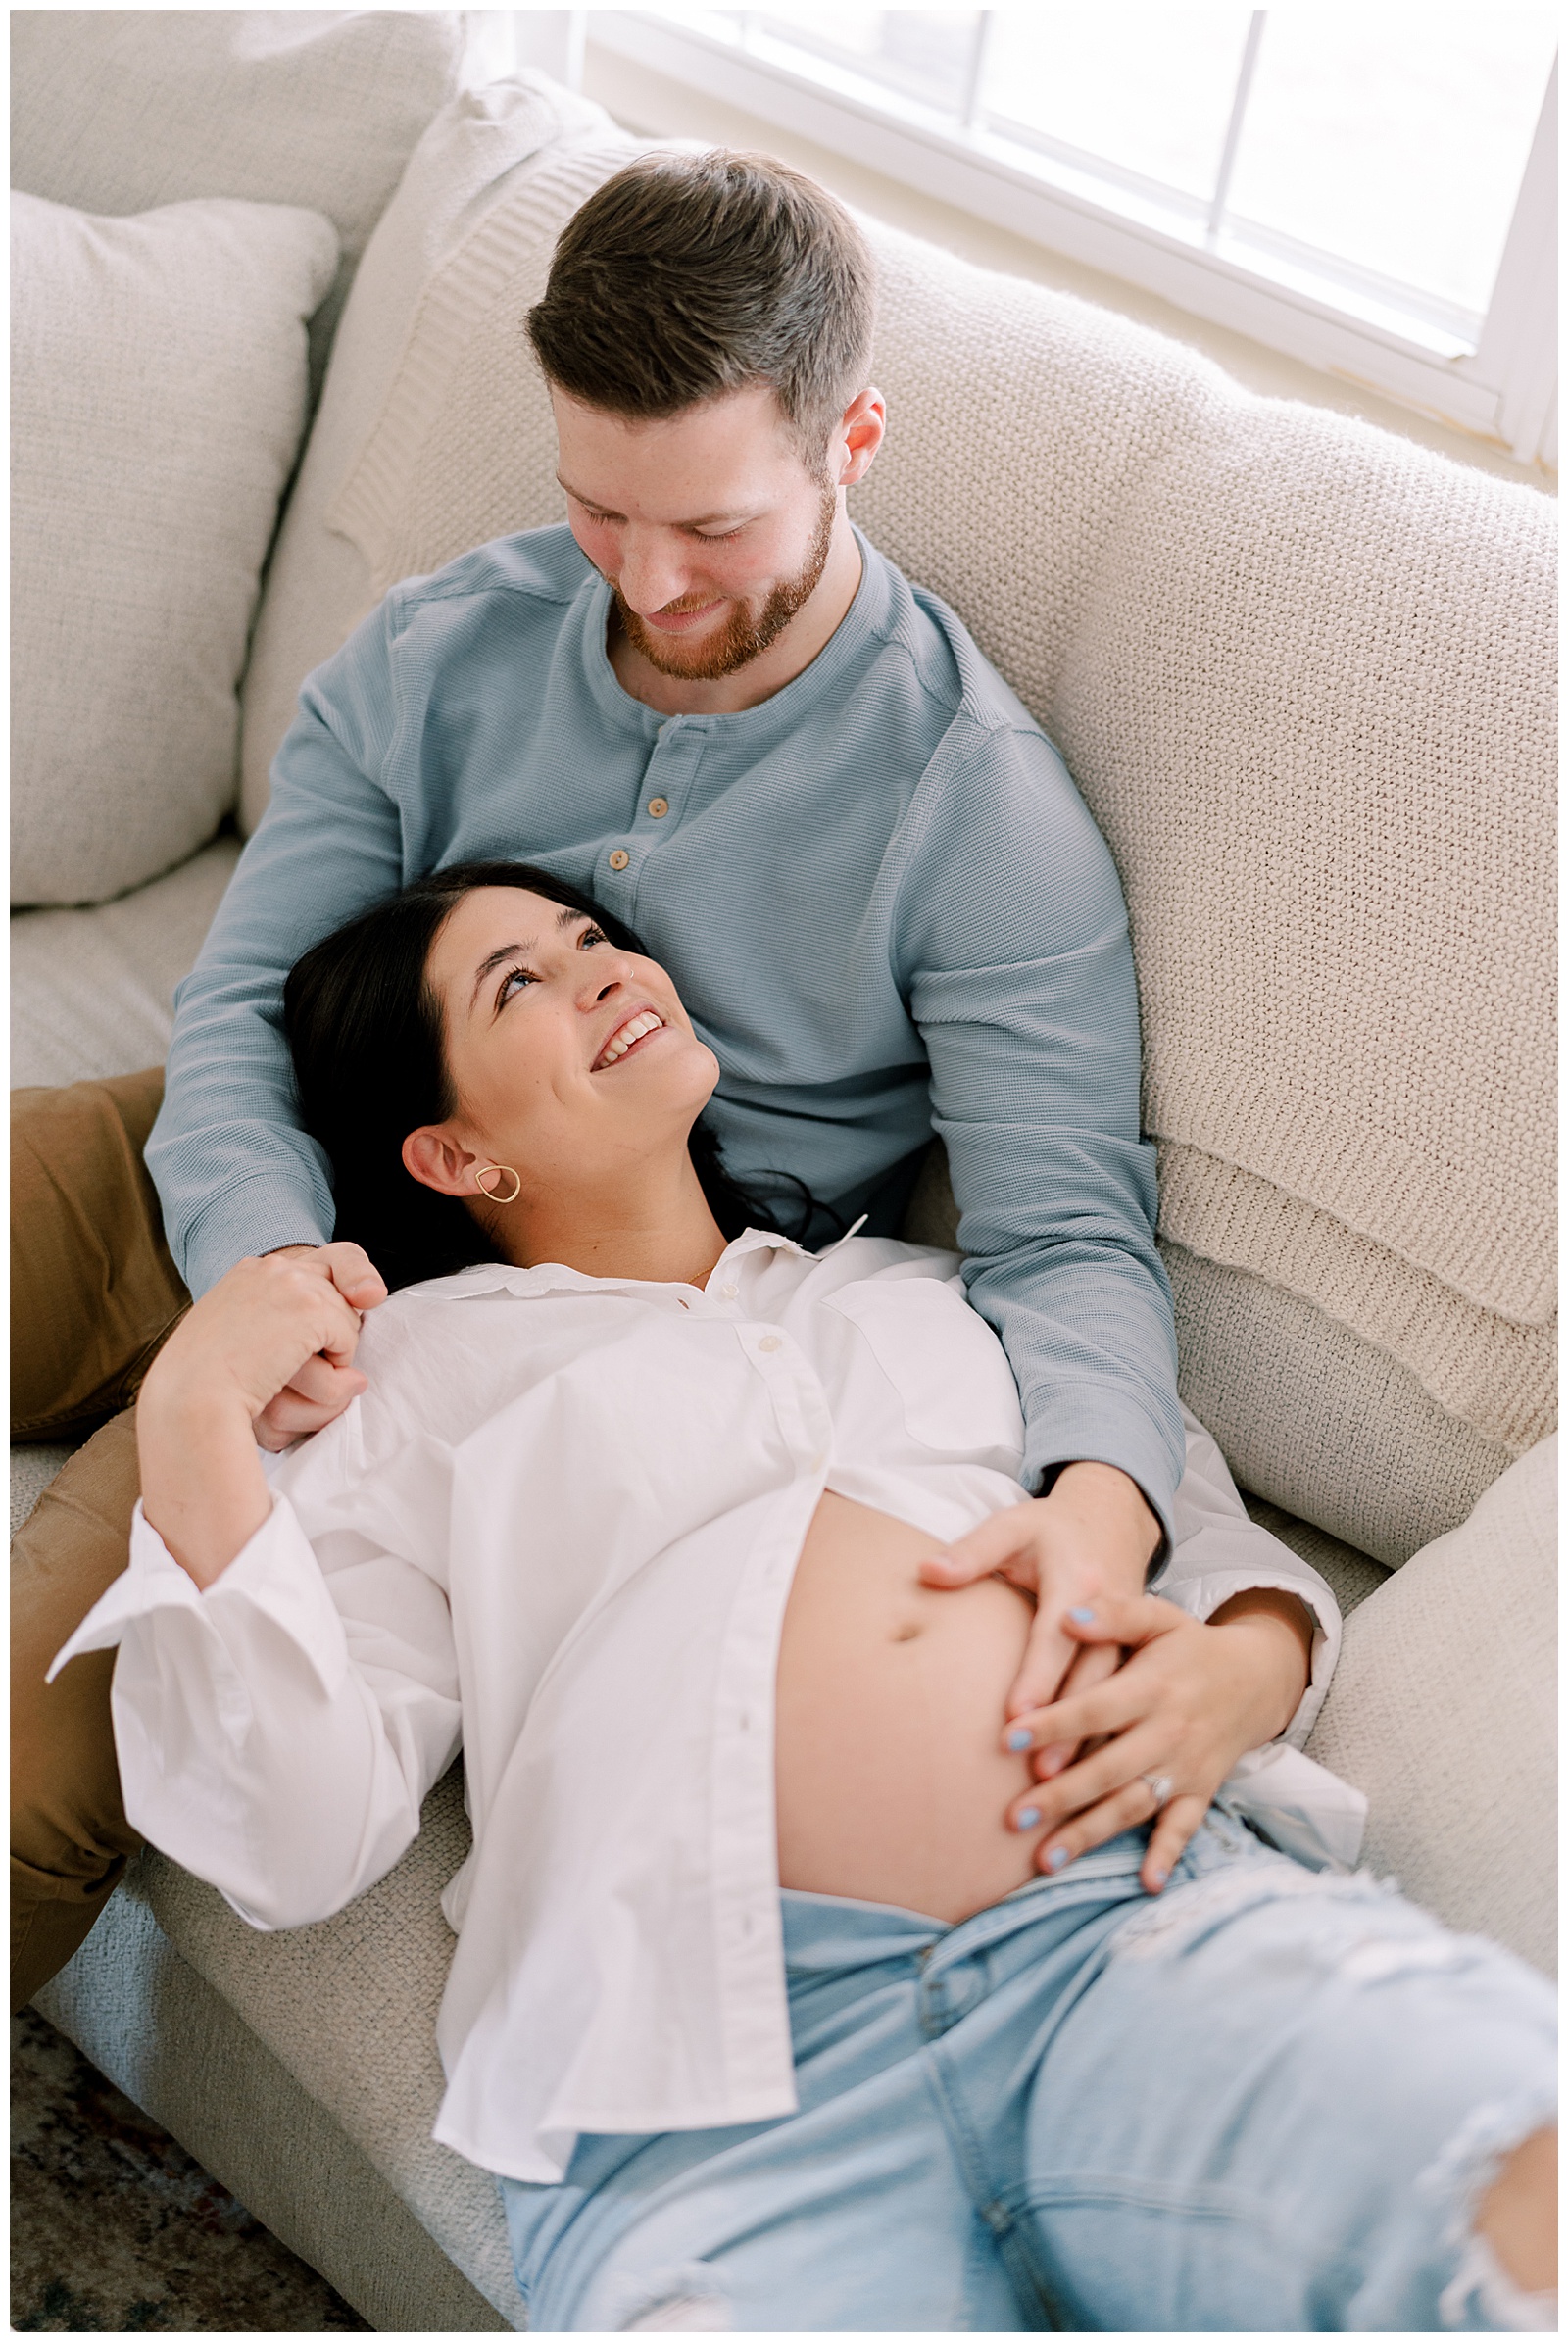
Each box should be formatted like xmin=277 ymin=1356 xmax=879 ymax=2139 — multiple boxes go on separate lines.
xmin=51 ymin=1495 xmax=461 ymax=1930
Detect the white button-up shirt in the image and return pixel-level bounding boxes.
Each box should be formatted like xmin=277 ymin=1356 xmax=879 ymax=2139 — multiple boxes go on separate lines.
xmin=56 ymin=1232 xmax=1356 ymax=2184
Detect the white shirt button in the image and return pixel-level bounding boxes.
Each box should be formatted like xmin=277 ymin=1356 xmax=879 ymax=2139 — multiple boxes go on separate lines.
xmin=718 ymin=1282 xmax=738 ymax=1301
xmin=758 ymin=1335 xmax=782 ymax=1353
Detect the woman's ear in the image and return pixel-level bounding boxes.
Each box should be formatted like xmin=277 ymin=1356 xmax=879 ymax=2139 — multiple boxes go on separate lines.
xmin=402 ymin=1125 xmax=481 ymax=1199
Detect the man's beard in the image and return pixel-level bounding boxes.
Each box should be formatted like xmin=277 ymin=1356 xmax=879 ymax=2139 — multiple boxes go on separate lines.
xmin=611 ymin=487 xmax=837 ymax=682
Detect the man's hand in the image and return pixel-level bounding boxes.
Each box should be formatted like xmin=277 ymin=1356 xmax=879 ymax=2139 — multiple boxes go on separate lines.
xmin=251 ymin=1244 xmax=388 ymax=1450
xmin=919 ymin=1460 xmax=1161 ymax=1766
xmin=997 ymin=1585 xmax=1315 ymax=1892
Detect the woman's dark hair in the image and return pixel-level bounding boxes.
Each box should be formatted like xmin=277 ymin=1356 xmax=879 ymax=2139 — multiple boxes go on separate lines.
xmin=282 ymin=860 xmax=818 ymax=1293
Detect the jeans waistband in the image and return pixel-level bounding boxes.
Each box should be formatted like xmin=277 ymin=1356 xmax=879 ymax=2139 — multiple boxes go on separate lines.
xmin=780 ymin=1827 xmax=1156 ymax=1976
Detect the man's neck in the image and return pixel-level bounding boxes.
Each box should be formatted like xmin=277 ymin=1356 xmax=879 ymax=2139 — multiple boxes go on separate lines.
xmin=609 ymin=510 xmax=864 ymax=718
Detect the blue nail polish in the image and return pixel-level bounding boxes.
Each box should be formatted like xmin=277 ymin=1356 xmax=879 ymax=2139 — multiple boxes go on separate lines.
xmin=1015 ymin=1805 xmax=1041 ymax=1831
xmin=1006 ymin=1728 xmax=1032 ymax=1752
xmin=1045 ymin=1846 xmax=1070 ymax=1872
xmin=1068 ymin=1605 xmax=1096 ymax=1624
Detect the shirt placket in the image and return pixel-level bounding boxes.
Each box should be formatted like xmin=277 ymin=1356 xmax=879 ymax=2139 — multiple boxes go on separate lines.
xmin=597 ymin=715 xmax=703 ymax=916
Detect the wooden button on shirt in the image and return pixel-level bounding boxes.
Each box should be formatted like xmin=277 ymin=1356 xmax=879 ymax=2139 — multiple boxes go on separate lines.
xmin=608 ymin=848 xmax=629 ymax=870
xmin=648 ymin=797 xmax=669 ymax=818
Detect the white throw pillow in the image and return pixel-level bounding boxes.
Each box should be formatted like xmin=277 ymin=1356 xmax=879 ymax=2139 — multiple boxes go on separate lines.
xmin=1305 ymin=1436 xmax=1556 ymax=1974
xmin=10 ymin=9 xmax=508 ymax=391
xmin=11 ymin=191 xmax=338 ymax=905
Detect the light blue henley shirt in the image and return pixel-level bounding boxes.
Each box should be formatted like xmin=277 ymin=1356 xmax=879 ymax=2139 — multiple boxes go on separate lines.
xmin=148 ymin=525 xmax=1183 ymax=1532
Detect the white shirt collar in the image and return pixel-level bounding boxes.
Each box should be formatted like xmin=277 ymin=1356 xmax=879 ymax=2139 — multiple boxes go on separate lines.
xmin=404 ymin=1225 xmax=806 ymax=1305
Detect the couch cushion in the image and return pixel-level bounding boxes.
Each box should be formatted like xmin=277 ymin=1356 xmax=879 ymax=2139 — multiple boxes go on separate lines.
xmin=856 ymin=224 xmax=1555 ymax=1536
xmin=35 ymin=1810 xmax=518 ymax=2329
xmin=11 ymin=194 xmax=335 ymax=905
xmin=1155 ymin=1147 xmax=1554 ymax=1459
xmin=902 ymin=1140 xmax=1521 ymax=1564
xmin=239 ymin=73 xmax=624 ymax=831
xmin=11 ymin=838 xmax=242 ymax=1088
xmin=126 ymin=1766 xmax=526 ymax=2327
xmin=242 ymin=116 xmax=1554 ymax=1562
xmin=9 ymin=9 xmax=509 ymax=391
xmin=1161 ymin=1242 xmax=1520 ymax=1567
xmin=1305 ymin=1436 xmax=1556 ymax=1976
xmin=1235 ymin=1494 xmax=1388 ymax=1622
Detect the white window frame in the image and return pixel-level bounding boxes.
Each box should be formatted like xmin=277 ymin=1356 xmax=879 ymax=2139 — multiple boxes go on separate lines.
xmin=585 ymin=9 xmax=1557 ymax=466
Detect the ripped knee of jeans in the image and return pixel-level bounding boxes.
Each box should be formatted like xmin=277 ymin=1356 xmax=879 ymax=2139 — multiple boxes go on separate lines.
xmin=1426 ymin=2094 xmax=1559 ymax=2332
xmin=605 ymin=2261 xmax=733 ymax=2332
xmin=1440 ymin=2234 xmax=1557 ymax=2332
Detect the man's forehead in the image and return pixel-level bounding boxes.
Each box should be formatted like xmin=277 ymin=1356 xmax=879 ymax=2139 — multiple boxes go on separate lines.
xmin=550 ymin=381 xmax=801 ymax=518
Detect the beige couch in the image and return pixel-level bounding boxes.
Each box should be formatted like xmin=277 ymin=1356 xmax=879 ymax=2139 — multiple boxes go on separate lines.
xmin=12 ymin=13 xmax=1555 ymax=2329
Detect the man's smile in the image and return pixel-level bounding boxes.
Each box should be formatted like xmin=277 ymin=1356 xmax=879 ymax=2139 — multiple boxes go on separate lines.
xmin=638 ymin=598 xmax=727 ymax=635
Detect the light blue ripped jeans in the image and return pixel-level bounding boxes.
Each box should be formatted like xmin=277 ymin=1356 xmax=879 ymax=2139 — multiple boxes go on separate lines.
xmin=501 ymin=1809 xmax=1556 ymax=2331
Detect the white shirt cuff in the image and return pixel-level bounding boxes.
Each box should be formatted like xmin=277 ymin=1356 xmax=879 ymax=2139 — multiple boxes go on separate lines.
xmin=48 ymin=1496 xmax=348 ymax=1698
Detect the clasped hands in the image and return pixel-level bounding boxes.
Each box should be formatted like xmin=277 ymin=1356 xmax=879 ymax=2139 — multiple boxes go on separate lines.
xmin=920 ymin=1461 xmax=1315 ymax=1895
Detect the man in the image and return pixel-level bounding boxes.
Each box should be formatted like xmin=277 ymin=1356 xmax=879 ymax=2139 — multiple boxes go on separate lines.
xmin=13 ymin=151 xmax=1315 ymax=2007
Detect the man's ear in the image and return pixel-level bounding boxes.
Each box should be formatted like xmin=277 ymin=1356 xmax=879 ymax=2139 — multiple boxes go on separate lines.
xmin=837 ymin=386 xmax=886 ymax=488
xmin=402 ymin=1125 xmax=481 ymax=1199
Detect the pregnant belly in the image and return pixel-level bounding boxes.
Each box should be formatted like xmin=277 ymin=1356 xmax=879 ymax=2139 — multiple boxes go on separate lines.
xmin=774 ymin=1491 xmax=1044 ymax=1924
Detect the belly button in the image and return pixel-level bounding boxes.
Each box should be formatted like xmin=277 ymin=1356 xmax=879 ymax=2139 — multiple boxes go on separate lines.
xmin=892 ymin=1621 xmax=922 ymax=1643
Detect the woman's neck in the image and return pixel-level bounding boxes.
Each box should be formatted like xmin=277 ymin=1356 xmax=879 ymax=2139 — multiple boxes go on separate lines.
xmin=491 ymin=1154 xmax=730 ymax=1290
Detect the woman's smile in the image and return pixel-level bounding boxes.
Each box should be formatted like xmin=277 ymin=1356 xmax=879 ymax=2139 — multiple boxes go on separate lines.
xmin=591 ymin=1007 xmax=667 ymax=1071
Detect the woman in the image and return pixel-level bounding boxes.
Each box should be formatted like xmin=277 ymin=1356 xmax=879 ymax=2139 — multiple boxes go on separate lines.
xmin=58 ymin=864 xmax=1554 ymax=2331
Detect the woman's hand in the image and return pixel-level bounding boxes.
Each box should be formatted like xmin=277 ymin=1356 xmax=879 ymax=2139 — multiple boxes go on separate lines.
xmin=999 ymin=1586 xmax=1315 ymax=1893
xmin=919 ymin=1460 xmax=1160 ymax=1760
xmin=137 ymin=1244 xmax=383 ymax=1589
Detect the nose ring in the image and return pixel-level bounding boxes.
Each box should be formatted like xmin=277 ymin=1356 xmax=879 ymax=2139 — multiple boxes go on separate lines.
xmin=474 ymin=1163 xmax=522 ymax=1204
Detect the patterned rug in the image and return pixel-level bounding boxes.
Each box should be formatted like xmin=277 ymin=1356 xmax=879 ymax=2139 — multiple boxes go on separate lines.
xmin=11 ymin=2009 xmax=371 ymax=2331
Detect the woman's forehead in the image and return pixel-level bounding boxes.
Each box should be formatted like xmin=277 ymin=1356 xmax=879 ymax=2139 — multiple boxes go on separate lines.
xmin=438 ymin=887 xmax=581 ymax=959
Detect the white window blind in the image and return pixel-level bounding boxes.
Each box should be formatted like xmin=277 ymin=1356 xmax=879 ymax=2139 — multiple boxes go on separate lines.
xmin=585 ymin=8 xmax=1556 ymax=466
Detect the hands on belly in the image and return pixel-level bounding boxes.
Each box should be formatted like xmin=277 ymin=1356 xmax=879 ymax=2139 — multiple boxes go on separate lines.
xmin=920 ymin=1468 xmax=1313 ymax=1895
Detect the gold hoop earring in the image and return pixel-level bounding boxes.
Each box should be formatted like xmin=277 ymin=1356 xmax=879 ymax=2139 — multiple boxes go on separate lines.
xmin=474 ymin=1162 xmax=521 ymax=1205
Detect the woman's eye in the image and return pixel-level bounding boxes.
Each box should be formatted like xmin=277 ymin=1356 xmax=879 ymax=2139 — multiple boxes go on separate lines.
xmin=579 ymin=925 xmax=607 ymax=950
xmin=497 ymin=967 xmax=534 ymax=1006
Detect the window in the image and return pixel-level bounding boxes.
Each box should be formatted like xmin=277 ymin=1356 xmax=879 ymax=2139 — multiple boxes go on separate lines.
xmin=588 ymin=8 xmax=1557 ymax=465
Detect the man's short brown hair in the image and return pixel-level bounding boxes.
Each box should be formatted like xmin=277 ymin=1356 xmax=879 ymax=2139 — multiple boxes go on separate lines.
xmin=526 ymin=150 xmax=875 ymax=465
